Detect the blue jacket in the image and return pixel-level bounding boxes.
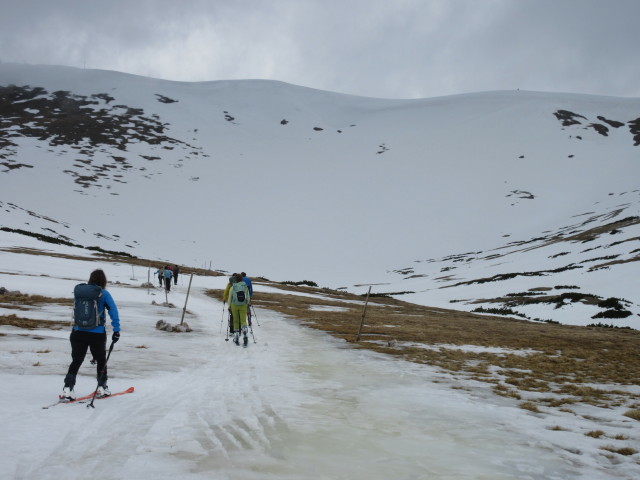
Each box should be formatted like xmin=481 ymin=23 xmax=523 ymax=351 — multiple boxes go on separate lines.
xmin=73 ymin=288 xmax=120 ymax=334
xmin=243 ymin=276 xmax=254 ymax=297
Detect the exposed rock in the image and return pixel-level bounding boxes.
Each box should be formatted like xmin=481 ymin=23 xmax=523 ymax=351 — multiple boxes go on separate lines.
xmin=553 ymin=109 xmax=586 ymax=126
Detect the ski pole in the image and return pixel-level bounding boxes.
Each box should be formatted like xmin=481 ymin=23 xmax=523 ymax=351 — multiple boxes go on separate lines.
xmin=219 ymin=302 xmax=226 ymax=333
xmin=87 ymin=340 xmax=115 ymax=409
xmin=225 ymin=311 xmax=232 ymax=342
xmin=249 ymin=323 xmax=257 ymax=343
xmin=251 ymin=304 xmax=260 ymax=326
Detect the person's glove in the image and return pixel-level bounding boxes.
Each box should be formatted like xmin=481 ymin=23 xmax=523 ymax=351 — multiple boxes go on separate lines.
xmin=112 ymin=331 xmax=120 ymax=343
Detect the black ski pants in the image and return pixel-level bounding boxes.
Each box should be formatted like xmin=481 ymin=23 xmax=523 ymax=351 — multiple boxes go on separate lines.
xmin=65 ymin=330 xmax=108 ymax=388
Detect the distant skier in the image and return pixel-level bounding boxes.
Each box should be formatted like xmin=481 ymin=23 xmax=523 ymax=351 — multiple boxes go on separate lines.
xmin=61 ymin=269 xmax=120 ymax=400
xmin=222 ymin=274 xmax=237 ymax=334
xmin=241 ymin=272 xmax=254 ymax=325
xmin=173 ymin=265 xmax=180 ymax=285
xmin=163 ymin=265 xmax=173 ymax=292
xmin=155 ymin=267 xmax=164 ymax=287
xmin=223 ymin=274 xmax=250 ymax=346
xmin=241 ymin=272 xmax=253 ymax=297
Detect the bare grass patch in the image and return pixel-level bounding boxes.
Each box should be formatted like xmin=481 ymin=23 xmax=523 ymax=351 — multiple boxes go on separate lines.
xmin=0 ymin=314 xmax=68 ymax=330
xmin=519 ymin=401 xmax=542 ymax=413
xmin=600 ymin=446 xmax=637 ymax=456
xmin=0 ymin=292 xmax=72 ymax=307
xmin=623 ymin=409 xmax=640 ymax=421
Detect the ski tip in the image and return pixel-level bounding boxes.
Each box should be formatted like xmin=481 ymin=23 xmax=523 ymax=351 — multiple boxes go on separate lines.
xmin=124 ymin=387 xmax=135 ymax=393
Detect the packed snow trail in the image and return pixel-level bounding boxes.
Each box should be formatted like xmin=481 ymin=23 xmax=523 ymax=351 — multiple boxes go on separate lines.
xmin=1 ymin=288 xmax=584 ymax=480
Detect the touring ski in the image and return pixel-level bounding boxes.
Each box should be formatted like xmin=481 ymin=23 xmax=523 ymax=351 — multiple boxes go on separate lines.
xmin=43 ymin=387 xmax=134 ymax=409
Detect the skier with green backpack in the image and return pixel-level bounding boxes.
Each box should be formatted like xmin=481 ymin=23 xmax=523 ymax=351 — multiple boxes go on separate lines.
xmin=222 ymin=273 xmax=251 ymax=346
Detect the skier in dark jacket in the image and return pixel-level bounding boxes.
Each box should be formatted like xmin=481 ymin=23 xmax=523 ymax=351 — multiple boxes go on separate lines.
xmin=61 ymin=269 xmax=120 ymax=400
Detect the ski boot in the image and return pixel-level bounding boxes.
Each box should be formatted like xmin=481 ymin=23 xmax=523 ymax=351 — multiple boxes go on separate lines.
xmin=96 ymin=385 xmax=111 ymax=398
xmin=60 ymin=386 xmax=76 ymax=401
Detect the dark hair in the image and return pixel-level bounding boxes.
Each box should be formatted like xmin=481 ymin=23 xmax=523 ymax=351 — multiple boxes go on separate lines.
xmin=241 ymin=272 xmax=246 ymax=277
xmin=88 ymin=269 xmax=107 ymax=289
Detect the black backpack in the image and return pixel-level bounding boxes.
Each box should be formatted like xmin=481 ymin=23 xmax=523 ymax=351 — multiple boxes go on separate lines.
xmin=73 ymin=284 xmax=104 ymax=329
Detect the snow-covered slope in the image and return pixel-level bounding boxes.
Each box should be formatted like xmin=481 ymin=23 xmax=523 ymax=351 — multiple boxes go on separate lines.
xmin=2 ymin=63 xmax=639 ymax=326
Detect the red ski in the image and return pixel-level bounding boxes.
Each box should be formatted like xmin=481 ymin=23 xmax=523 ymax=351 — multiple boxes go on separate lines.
xmin=43 ymin=387 xmax=135 ymax=409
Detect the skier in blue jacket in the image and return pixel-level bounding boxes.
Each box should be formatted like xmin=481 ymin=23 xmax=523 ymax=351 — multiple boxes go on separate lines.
xmin=61 ymin=269 xmax=120 ymax=400
xmin=163 ymin=265 xmax=173 ymax=292
xmin=241 ymin=272 xmax=254 ymax=325
xmin=241 ymin=272 xmax=253 ymax=297
xmin=154 ymin=267 xmax=164 ymax=287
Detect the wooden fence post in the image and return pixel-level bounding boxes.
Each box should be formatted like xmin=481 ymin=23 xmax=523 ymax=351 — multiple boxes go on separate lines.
xmin=355 ymin=286 xmax=372 ymax=342
xmin=180 ymin=274 xmax=194 ymax=325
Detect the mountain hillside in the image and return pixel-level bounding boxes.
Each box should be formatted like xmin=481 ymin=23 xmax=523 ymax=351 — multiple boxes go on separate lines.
xmin=1 ymin=63 xmax=639 ymax=327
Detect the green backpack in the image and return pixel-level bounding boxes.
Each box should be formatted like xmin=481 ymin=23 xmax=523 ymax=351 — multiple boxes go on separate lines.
xmin=230 ymin=281 xmax=249 ymax=306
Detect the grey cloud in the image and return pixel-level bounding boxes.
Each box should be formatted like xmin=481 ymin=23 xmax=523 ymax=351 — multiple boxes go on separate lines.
xmin=1 ymin=0 xmax=639 ymax=99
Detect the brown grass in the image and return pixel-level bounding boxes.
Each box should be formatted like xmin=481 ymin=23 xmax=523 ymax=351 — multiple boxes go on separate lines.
xmin=600 ymin=446 xmax=638 ymax=456
xmin=0 ymin=292 xmax=72 ymax=306
xmin=492 ymin=384 xmax=522 ymax=400
xmin=0 ymin=314 xmax=68 ymax=330
xmin=204 ymin=282 xmax=640 ymax=416
xmin=519 ymin=401 xmax=541 ymax=413
xmin=624 ymin=409 xmax=640 ymax=421
xmin=0 ymin=292 xmax=73 ymax=330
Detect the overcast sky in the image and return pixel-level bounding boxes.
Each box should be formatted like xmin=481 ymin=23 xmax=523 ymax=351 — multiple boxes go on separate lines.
xmin=1 ymin=0 xmax=639 ymax=99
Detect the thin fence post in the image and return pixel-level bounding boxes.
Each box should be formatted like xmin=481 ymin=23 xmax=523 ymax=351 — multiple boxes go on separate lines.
xmin=180 ymin=274 xmax=194 ymax=325
xmin=355 ymin=286 xmax=372 ymax=342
